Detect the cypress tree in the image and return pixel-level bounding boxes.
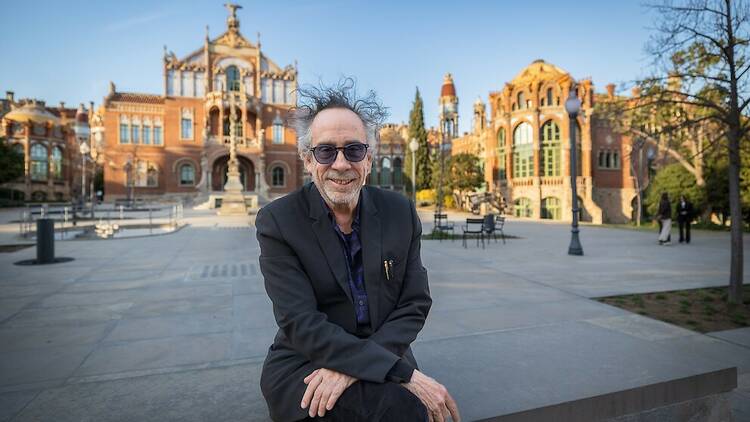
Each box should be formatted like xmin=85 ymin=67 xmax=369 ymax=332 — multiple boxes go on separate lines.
xmin=406 ymin=88 xmax=431 ymax=191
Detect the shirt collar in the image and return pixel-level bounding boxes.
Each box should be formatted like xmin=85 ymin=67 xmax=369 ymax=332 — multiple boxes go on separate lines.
xmin=320 ymin=194 xmax=361 ymax=233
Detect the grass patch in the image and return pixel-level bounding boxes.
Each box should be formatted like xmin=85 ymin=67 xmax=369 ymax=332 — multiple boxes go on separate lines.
xmin=597 ymin=285 xmax=750 ymax=333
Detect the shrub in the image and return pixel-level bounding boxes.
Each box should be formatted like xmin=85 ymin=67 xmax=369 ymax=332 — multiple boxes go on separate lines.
xmin=416 ymin=189 xmax=435 ymax=204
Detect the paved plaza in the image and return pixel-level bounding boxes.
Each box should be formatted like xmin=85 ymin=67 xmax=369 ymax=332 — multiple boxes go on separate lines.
xmin=0 ymin=207 xmax=748 ymax=421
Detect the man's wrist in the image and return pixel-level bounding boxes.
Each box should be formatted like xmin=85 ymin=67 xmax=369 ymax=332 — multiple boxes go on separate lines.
xmin=385 ymin=358 xmax=415 ymax=383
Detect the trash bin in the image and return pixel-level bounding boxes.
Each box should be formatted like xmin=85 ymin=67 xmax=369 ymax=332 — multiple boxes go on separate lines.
xmin=36 ymin=218 xmax=55 ymax=264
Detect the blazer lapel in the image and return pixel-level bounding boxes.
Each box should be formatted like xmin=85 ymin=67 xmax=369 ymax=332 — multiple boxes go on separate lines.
xmin=307 ymin=184 xmax=353 ymax=303
xmin=360 ymin=187 xmax=381 ymax=326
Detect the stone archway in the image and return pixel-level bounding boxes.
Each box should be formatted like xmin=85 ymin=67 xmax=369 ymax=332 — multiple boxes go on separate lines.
xmin=211 ymin=155 xmax=255 ymax=191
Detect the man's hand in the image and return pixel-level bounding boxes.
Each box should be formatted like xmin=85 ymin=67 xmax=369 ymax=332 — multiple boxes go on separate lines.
xmin=301 ymin=368 xmax=358 ymax=418
xmin=402 ymin=370 xmax=460 ymax=422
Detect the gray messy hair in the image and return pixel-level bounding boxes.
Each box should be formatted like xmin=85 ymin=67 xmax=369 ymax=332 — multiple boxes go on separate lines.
xmin=288 ymin=77 xmax=389 ymax=160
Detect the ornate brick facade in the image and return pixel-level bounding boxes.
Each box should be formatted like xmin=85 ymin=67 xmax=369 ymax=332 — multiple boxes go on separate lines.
xmin=94 ymin=4 xmax=302 ymax=203
xmin=450 ymin=60 xmax=638 ymax=223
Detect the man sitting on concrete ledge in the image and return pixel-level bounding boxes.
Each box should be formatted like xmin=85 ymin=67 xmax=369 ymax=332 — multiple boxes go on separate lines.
xmin=256 ymin=79 xmax=460 ymax=422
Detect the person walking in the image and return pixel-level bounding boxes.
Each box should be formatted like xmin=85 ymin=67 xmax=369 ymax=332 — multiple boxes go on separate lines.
xmin=677 ymin=194 xmax=693 ymax=244
xmin=658 ymin=192 xmax=672 ymax=245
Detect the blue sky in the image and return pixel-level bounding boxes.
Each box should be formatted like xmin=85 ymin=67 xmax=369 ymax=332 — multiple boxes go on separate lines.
xmin=1 ymin=1 xmax=656 ymax=130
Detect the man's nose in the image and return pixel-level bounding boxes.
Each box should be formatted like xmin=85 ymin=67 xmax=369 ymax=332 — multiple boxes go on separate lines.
xmin=330 ymin=149 xmax=351 ymax=171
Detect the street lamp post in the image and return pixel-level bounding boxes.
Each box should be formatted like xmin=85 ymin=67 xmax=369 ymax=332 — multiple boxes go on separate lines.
xmin=436 ymin=120 xmax=450 ymax=213
xmin=124 ymin=159 xmax=133 ymax=206
xmin=565 ymin=86 xmax=584 ymax=256
xmin=409 ymin=138 xmax=419 ymax=203
xmin=79 ymin=142 xmax=90 ymax=210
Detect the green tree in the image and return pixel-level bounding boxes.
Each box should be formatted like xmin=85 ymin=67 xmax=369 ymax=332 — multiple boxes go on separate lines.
xmin=645 ymin=163 xmax=706 ymax=218
xmin=405 ymin=88 xmax=431 ymax=190
xmin=430 ymin=153 xmax=483 ymax=204
xmin=634 ymin=0 xmax=749 ymax=304
xmin=0 ymin=138 xmax=24 ymax=185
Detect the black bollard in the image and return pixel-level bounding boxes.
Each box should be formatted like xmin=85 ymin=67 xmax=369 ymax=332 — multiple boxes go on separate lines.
xmin=36 ymin=218 xmax=55 ymax=264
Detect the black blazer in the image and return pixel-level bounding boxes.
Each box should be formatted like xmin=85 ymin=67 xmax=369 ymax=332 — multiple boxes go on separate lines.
xmin=677 ymin=200 xmax=694 ymax=222
xmin=256 ymin=183 xmax=432 ymax=422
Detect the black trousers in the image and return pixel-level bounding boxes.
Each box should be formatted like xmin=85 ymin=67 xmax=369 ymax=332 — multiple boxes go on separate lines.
xmin=679 ymin=219 xmax=691 ymax=243
xmin=300 ymin=381 xmax=428 ymax=422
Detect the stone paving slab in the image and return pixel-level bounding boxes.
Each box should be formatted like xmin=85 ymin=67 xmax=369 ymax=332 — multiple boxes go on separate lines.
xmin=414 ymin=320 xmax=736 ymax=421
xmin=8 ymin=362 xmax=269 ymax=422
xmin=709 ymin=327 xmax=750 ymax=349
xmin=0 ymin=209 xmax=748 ymax=421
xmin=74 ymin=333 xmax=233 ymax=378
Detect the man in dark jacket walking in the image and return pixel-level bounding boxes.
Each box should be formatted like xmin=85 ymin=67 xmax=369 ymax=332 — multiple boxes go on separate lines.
xmin=677 ymin=194 xmax=693 ymax=244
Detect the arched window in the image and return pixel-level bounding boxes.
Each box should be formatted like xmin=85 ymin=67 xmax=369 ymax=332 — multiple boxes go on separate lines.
xmin=272 ymin=166 xmax=285 ymax=187
xmin=51 ymin=146 xmax=63 ymax=180
xmin=546 ymin=88 xmax=553 ymax=107
xmin=517 ymin=92 xmax=526 ymax=109
xmin=605 ymin=151 xmax=612 ymax=168
xmin=209 ymin=108 xmax=220 ymax=136
xmin=497 ymin=128 xmax=506 ymax=180
xmin=380 ymin=157 xmax=392 ymax=186
xmin=613 ymin=151 xmax=620 ymax=169
xmin=392 ymin=157 xmax=403 ymax=186
xmin=541 ymin=197 xmax=561 ymax=220
xmin=512 ymin=122 xmax=533 ymax=178
xmin=540 ymin=121 xmax=561 ymax=177
xmin=514 ymin=197 xmax=533 ymax=218
xmin=30 ymin=144 xmax=48 ymax=181
xmin=179 ymin=163 xmax=195 ymax=186
xmin=226 ymin=66 xmax=241 ymax=92
xmin=272 ymin=114 xmax=284 ymax=144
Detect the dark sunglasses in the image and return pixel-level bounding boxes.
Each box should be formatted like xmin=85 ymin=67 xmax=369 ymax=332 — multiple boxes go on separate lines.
xmin=309 ymin=143 xmax=369 ymax=164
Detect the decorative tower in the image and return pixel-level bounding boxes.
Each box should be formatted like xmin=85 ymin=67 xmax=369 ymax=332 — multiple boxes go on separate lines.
xmin=436 ymin=73 xmax=458 ymax=213
xmin=438 ymin=73 xmax=459 ymax=139
xmin=472 ymin=96 xmax=486 ymax=135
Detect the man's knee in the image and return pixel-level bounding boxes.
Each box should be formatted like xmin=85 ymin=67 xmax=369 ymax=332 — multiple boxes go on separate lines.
xmin=379 ymin=382 xmax=428 ymax=421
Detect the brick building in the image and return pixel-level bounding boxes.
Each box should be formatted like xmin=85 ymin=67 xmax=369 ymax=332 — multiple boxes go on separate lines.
xmin=450 ymin=60 xmax=639 ymax=223
xmin=94 ymin=4 xmax=301 ymax=204
xmin=1 ymin=92 xmax=91 ymax=202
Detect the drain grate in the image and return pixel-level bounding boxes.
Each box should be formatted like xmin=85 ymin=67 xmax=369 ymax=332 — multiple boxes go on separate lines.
xmin=188 ymin=262 xmax=258 ymax=280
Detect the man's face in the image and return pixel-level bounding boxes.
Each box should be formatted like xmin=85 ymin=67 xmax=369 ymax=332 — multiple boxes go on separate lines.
xmin=304 ymin=108 xmax=373 ymax=210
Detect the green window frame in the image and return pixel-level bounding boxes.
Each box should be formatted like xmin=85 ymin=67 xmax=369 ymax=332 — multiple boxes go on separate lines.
xmin=514 ymin=197 xmax=533 ymax=218
xmin=30 ymin=144 xmax=48 ymax=181
xmin=541 ymin=197 xmax=561 ymax=220
xmin=541 ymin=120 xmax=561 ymax=177
xmin=497 ymin=128 xmax=506 ymax=180
xmin=51 ymin=146 xmax=63 ymax=180
xmin=226 ymin=66 xmax=241 ymax=92
xmin=512 ymin=122 xmax=533 ymax=178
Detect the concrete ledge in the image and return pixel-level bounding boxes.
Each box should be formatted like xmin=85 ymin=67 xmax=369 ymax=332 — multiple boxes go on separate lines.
xmin=480 ymin=367 xmax=737 ymax=422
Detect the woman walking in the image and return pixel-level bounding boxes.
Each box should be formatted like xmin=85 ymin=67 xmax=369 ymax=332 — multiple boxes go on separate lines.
xmin=657 ymin=192 xmax=672 ymax=245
